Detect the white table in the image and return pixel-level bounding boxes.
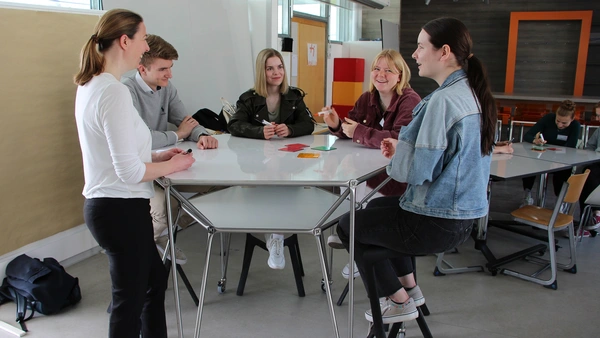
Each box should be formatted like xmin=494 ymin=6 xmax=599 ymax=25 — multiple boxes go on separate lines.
xmin=158 ymin=134 xmax=390 ymax=338
xmin=510 ymin=142 xmax=600 ymax=206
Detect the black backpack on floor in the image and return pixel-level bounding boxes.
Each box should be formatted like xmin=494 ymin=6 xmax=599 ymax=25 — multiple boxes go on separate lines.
xmin=0 ymin=254 xmax=82 ymax=331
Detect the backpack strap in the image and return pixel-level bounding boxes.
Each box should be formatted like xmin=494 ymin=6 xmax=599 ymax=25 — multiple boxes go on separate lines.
xmin=7 ymin=287 xmax=32 ymax=332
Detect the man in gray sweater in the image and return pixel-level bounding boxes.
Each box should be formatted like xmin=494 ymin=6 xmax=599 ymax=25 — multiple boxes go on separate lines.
xmin=123 ymin=34 xmax=219 ymax=264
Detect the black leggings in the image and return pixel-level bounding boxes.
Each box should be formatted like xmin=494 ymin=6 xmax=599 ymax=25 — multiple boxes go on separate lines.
xmin=337 ymin=196 xmax=473 ymax=297
xmin=84 ymin=198 xmax=168 ymax=338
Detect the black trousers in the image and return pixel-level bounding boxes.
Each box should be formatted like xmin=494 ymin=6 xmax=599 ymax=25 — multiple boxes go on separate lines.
xmin=84 ymin=198 xmax=168 ymax=338
xmin=337 ymin=196 xmax=473 ymax=297
xmin=522 ymin=168 xmax=573 ymax=197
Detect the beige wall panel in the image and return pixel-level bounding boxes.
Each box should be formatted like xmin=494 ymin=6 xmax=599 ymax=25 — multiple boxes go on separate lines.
xmin=0 ymin=8 xmax=100 ymax=255
xmin=292 ymin=17 xmax=326 ymax=120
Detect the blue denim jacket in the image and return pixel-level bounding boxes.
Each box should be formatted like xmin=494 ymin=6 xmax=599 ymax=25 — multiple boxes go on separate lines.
xmin=387 ymin=70 xmax=491 ymax=219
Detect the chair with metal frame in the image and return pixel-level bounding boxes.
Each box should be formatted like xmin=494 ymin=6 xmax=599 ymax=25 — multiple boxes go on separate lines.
xmin=502 ymin=169 xmax=590 ymax=290
xmin=576 ymin=184 xmax=600 ymax=241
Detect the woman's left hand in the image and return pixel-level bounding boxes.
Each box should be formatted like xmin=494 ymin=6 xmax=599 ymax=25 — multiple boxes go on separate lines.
xmin=153 ymin=148 xmax=185 ymax=162
xmin=274 ymin=123 xmax=290 ymax=137
xmin=341 ymin=118 xmax=358 ymax=138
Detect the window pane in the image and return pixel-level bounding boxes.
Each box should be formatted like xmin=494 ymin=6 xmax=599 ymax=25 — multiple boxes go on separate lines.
xmin=0 ymin=0 xmax=97 ymax=10
xmin=293 ymin=0 xmax=325 ymax=17
xmin=278 ymin=0 xmax=290 ymax=36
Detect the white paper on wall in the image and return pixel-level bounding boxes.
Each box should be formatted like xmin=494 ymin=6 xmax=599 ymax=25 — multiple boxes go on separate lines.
xmin=308 ymin=43 xmax=317 ymax=66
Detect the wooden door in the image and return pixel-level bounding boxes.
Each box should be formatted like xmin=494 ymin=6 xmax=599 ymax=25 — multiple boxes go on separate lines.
xmin=292 ymin=17 xmax=326 ymax=119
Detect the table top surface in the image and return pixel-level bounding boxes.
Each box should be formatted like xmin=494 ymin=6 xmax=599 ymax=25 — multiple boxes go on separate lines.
xmin=162 ymin=134 xmax=389 ymax=187
xmin=511 ymin=142 xmax=600 ymax=166
xmin=490 ymin=153 xmax=571 ymax=180
xmin=493 ymin=92 xmax=600 ymax=104
xmin=185 ymin=186 xmax=350 ymax=232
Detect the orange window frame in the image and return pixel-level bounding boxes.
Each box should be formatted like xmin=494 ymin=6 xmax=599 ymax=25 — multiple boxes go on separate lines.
xmin=504 ymin=11 xmax=593 ymax=96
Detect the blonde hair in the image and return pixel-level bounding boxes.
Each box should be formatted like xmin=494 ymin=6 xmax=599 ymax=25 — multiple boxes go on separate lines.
xmin=368 ymin=49 xmax=412 ymax=95
xmin=140 ymin=34 xmax=178 ymax=68
xmin=556 ymin=99 xmax=576 ymax=119
xmin=74 ymin=9 xmax=144 ymax=86
xmin=253 ymin=48 xmax=289 ymax=97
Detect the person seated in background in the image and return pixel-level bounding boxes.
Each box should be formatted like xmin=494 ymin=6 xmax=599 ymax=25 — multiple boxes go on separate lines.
xmin=227 ymin=48 xmax=314 ymax=269
xmin=122 ymin=34 xmax=218 ymax=265
xmin=579 ymin=102 xmax=600 ymax=232
xmin=520 ymin=100 xmax=580 ymax=206
xmin=320 ymin=49 xmax=421 ymax=279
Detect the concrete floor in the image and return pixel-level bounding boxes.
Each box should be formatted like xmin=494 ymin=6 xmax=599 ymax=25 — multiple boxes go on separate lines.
xmin=1 ymin=178 xmax=599 ymax=338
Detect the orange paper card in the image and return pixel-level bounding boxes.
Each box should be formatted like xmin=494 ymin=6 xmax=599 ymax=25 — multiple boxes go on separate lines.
xmin=297 ymin=152 xmax=320 ymax=158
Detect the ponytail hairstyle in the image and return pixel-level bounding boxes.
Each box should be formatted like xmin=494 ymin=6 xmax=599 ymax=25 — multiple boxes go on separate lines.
xmin=422 ymin=17 xmax=497 ymax=156
xmin=74 ymin=9 xmax=144 ymax=86
xmin=556 ymin=99 xmax=576 ymax=119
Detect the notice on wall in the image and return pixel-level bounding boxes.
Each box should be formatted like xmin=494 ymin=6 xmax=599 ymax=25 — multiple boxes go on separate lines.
xmin=307 ymin=43 xmax=317 ymax=66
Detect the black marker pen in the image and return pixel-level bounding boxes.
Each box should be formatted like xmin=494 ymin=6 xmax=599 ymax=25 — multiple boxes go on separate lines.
xmin=183 ymin=148 xmax=192 ymax=155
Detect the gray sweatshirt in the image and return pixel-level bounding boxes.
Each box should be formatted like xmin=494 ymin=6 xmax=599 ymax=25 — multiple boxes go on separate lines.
xmin=122 ymin=73 xmax=207 ymax=149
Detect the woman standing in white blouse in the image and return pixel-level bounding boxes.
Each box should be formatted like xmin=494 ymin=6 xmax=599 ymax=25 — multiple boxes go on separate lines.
xmin=74 ymin=9 xmax=194 ymax=337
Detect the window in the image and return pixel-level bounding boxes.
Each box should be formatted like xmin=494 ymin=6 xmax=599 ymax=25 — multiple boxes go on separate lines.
xmin=278 ymin=0 xmax=290 ymax=36
xmin=0 ymin=0 xmax=101 ymax=10
xmin=329 ymin=0 xmax=356 ymax=42
xmin=293 ymin=0 xmax=326 ymax=17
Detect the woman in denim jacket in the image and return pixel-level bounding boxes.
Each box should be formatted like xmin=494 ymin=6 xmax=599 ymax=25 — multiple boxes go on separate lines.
xmin=337 ymin=17 xmax=497 ymax=324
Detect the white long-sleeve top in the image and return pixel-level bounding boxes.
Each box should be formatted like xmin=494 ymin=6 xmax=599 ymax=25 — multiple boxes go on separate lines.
xmin=75 ymin=73 xmax=153 ymax=199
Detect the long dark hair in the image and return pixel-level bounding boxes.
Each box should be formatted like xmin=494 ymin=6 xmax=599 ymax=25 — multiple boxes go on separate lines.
xmin=74 ymin=9 xmax=144 ymax=86
xmin=422 ymin=17 xmax=497 ymax=155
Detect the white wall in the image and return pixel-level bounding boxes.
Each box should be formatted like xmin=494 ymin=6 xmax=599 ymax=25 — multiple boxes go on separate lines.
xmin=104 ymin=0 xmax=267 ymax=113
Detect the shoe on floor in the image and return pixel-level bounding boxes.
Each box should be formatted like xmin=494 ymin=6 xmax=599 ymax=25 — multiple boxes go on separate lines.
xmin=327 ymin=234 xmax=345 ymax=249
xmin=365 ymin=297 xmax=419 ymax=324
xmin=341 ymin=261 xmax=360 ymax=279
xmin=155 ymin=235 xmax=187 ymax=265
xmin=266 ymin=234 xmax=285 ymax=269
xmin=585 ymin=213 xmax=600 ymax=231
xmin=576 ymin=228 xmax=591 ymax=238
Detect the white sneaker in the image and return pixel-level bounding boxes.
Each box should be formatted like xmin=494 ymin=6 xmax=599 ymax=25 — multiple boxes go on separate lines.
xmin=520 ymin=194 xmax=534 ymax=208
xmin=341 ymin=262 xmax=360 ymax=279
xmin=407 ymin=285 xmax=425 ymax=307
xmin=365 ymin=297 xmax=419 ymax=324
xmin=327 ymin=234 xmax=345 ymax=249
xmin=155 ymin=235 xmax=187 ymax=265
xmin=266 ymin=234 xmax=285 ymax=269
xmin=365 ymin=286 xmax=425 ymax=318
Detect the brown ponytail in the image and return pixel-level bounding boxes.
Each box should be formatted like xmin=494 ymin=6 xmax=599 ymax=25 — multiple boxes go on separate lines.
xmin=74 ymin=9 xmax=143 ymax=86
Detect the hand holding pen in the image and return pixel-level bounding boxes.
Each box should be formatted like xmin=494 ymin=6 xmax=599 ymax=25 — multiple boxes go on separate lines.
xmin=534 ymin=132 xmax=547 ymax=145
xmin=258 ymin=119 xmax=277 ymax=140
xmin=320 ymin=106 xmax=340 ymax=129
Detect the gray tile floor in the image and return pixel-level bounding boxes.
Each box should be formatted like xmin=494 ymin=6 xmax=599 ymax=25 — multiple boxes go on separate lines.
xmin=1 ymin=178 xmax=599 ymax=338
